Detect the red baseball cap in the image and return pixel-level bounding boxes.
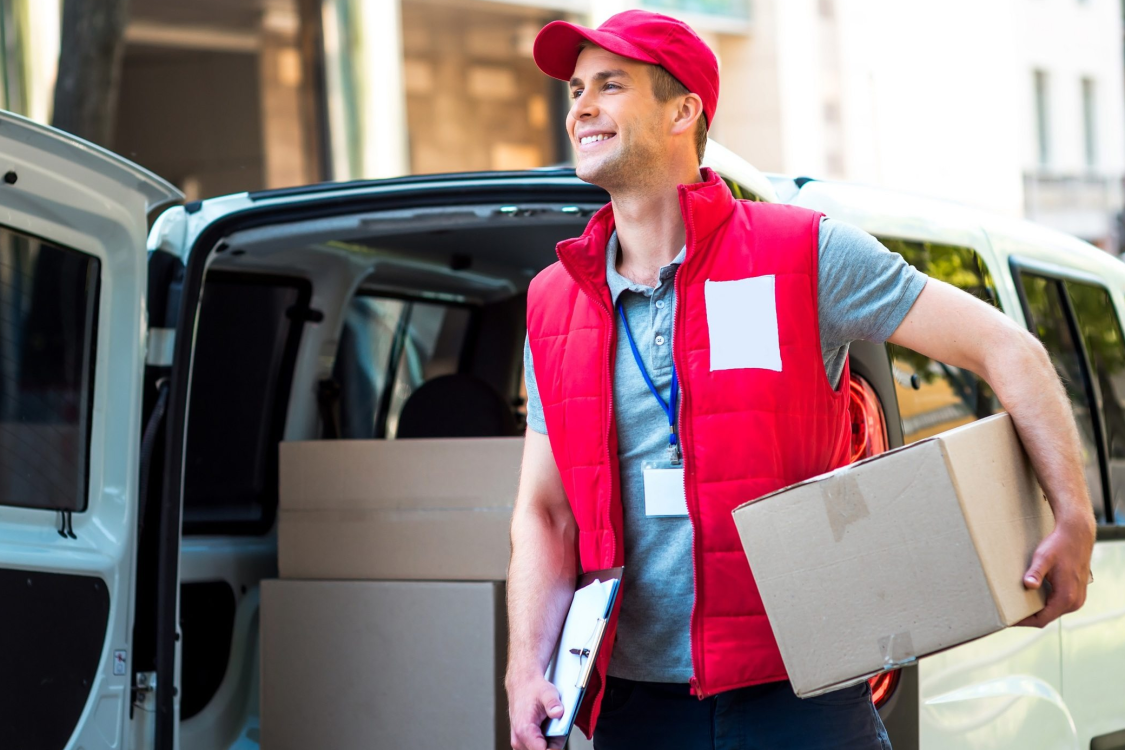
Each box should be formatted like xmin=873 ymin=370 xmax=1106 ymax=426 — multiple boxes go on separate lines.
xmin=533 ymin=10 xmax=719 ymax=126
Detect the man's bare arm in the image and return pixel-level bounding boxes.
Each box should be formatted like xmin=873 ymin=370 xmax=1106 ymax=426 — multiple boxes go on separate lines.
xmin=506 ymin=429 xmax=578 ymax=750
xmin=888 ymin=278 xmax=1096 ymax=626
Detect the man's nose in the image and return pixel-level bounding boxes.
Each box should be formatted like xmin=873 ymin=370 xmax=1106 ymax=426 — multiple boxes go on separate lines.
xmin=571 ymin=92 xmax=597 ymax=120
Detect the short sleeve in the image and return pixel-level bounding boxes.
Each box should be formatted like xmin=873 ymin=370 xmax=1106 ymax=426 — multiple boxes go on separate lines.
xmin=523 ymin=335 xmax=548 ymax=435
xmin=818 ymin=217 xmax=929 ymax=352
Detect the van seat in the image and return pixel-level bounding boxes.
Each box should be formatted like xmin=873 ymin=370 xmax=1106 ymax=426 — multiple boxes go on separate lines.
xmin=395 ymin=374 xmax=517 ymax=438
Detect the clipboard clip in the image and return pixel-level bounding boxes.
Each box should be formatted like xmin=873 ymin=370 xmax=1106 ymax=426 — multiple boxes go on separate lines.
xmin=573 ymin=616 xmax=608 ymax=689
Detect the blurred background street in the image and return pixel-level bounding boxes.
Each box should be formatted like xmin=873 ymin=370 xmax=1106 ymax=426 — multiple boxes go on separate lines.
xmin=2 ymin=0 xmax=1123 ymax=250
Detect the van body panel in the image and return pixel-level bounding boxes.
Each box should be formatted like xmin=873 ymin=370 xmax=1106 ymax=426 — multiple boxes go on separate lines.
xmin=1061 ymin=540 xmax=1125 ymax=749
xmin=0 ymin=111 xmax=182 ymax=215
xmin=0 ymin=111 xmax=181 ymax=748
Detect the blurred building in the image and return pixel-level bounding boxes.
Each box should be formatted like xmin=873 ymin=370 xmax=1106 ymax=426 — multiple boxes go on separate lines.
xmin=1 ymin=0 xmax=1122 ymax=250
xmin=725 ymin=0 xmax=1125 ymax=251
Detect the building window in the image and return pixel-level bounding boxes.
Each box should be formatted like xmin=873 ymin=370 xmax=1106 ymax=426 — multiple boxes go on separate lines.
xmin=1082 ymin=77 xmax=1098 ymax=169
xmin=1034 ymin=70 xmax=1050 ymax=166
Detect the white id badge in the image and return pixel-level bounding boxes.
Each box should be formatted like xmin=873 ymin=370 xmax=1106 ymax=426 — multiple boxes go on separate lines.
xmin=643 ymin=463 xmax=688 ymax=517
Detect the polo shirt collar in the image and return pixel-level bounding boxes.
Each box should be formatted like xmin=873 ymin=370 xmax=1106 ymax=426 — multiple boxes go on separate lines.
xmin=605 ymin=230 xmax=687 ymax=306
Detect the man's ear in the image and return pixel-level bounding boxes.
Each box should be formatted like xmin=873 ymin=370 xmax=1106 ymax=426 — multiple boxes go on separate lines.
xmin=670 ymin=93 xmax=705 ymax=136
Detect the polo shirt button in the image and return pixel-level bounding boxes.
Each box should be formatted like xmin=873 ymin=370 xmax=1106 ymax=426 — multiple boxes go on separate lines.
xmin=655 ymin=335 xmax=666 ymax=346
xmin=655 ymin=300 xmax=665 ymax=309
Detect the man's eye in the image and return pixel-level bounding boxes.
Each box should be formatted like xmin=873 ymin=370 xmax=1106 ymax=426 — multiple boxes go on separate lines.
xmin=604 ymin=83 xmax=620 ymax=91
xmin=570 ymin=89 xmax=583 ymax=100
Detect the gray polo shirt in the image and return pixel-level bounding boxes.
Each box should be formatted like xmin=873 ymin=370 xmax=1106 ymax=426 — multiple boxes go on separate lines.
xmin=524 ymin=217 xmax=928 ymax=683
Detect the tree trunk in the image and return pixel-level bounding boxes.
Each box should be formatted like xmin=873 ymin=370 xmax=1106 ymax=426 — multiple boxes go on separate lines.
xmin=51 ymin=0 xmax=132 ymax=148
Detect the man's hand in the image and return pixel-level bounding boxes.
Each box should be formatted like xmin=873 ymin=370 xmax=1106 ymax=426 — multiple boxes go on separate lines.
xmin=507 ymin=672 xmax=566 ymax=750
xmin=1017 ymin=512 xmax=1096 ymax=627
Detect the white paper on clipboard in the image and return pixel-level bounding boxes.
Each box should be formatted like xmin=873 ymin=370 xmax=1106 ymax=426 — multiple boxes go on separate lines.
xmin=543 ymin=577 xmax=618 ymax=737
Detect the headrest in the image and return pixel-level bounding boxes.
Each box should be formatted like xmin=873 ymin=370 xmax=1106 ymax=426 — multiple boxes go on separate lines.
xmin=395 ymin=373 xmax=516 ymax=439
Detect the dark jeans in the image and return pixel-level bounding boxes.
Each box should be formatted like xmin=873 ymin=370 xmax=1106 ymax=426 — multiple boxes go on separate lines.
xmin=592 ymin=676 xmax=892 ymax=750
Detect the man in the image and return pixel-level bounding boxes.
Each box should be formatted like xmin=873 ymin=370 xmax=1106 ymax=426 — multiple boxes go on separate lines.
xmin=506 ymin=10 xmax=1095 ymax=750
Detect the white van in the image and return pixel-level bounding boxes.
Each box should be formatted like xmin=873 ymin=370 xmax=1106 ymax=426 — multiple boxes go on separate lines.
xmin=1 ymin=111 xmax=1122 ymax=750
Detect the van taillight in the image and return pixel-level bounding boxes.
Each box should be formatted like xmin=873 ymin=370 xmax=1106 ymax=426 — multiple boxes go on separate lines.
xmin=849 ymin=375 xmax=898 ymax=707
xmin=869 ymin=669 xmax=900 ymax=708
xmin=848 ymin=375 xmax=888 ymax=463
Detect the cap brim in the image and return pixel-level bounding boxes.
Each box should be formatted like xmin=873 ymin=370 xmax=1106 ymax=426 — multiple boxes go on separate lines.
xmin=533 ymin=20 xmax=660 ymax=82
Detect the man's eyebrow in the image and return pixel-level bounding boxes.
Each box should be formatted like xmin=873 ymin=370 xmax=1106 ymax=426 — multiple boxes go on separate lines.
xmin=569 ymin=69 xmax=631 ymax=88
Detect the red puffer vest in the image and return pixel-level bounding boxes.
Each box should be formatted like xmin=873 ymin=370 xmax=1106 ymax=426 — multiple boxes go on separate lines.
xmin=526 ymin=169 xmax=852 ymax=738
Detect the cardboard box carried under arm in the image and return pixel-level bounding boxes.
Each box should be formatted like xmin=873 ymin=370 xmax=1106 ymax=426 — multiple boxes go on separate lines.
xmin=732 ymin=413 xmax=1054 ymax=697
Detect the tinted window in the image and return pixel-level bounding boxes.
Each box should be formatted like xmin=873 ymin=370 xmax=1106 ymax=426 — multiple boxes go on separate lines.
xmin=182 ymin=274 xmax=309 ymax=533
xmin=1064 ymin=280 xmax=1123 ymax=523
xmin=0 ymin=228 xmax=99 ymax=512
xmin=880 ymin=239 xmax=1002 ymax=443
xmin=1020 ymin=273 xmax=1105 ymax=523
xmin=333 ymin=295 xmax=471 ymax=439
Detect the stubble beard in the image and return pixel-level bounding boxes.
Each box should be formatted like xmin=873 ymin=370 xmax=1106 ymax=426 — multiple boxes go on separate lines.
xmin=575 ymin=119 xmax=666 ymax=196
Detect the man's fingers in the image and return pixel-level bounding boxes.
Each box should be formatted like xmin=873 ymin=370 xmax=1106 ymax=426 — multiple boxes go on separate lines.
xmin=511 ymin=725 xmax=548 ymax=750
xmin=510 ymin=686 xmax=563 ymax=750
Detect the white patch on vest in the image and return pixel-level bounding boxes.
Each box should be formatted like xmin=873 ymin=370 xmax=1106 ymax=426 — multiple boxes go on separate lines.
xmin=704 ymin=276 xmax=782 ymax=372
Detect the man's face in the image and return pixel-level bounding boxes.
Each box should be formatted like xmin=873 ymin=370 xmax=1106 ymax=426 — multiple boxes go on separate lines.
xmin=567 ymin=46 xmax=668 ymax=189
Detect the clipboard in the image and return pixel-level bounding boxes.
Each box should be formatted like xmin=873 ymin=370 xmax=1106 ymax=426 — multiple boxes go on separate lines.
xmin=542 ymin=566 xmax=623 ymax=741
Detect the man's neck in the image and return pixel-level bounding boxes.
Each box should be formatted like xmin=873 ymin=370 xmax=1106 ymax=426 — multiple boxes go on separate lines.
xmin=610 ymin=167 xmax=704 ymax=287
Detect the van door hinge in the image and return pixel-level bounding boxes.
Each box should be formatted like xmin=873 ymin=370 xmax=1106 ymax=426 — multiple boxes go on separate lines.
xmin=132 ymin=671 xmax=157 ymax=713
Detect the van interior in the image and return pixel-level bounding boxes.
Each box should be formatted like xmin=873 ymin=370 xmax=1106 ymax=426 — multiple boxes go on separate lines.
xmin=145 ymin=198 xmax=609 ymax=748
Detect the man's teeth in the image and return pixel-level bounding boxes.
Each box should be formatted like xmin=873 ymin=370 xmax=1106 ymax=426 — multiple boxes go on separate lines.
xmin=580 ymin=134 xmax=615 ymax=145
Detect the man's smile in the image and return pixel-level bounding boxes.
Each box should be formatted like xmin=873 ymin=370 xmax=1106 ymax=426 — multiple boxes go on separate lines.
xmin=577 ymin=132 xmax=617 ymax=149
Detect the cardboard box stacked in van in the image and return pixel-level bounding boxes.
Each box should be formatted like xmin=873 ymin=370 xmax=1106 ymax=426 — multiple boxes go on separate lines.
xmin=260 ymin=438 xmax=523 ymax=750
xmin=733 ymin=413 xmax=1054 ymax=697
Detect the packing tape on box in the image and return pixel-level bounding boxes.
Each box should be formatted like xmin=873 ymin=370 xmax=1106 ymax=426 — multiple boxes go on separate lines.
xmin=877 ymin=631 xmax=916 ymax=669
xmin=820 ymin=474 xmax=870 ymax=542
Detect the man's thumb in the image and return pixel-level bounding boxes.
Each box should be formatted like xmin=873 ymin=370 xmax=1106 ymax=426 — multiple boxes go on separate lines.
xmin=1024 ymin=549 xmax=1051 ymax=588
xmin=541 ymin=687 xmax=564 ymax=718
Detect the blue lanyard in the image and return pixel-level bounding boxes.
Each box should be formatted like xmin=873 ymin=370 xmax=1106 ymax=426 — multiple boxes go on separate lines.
xmin=617 ymin=301 xmax=681 ymax=462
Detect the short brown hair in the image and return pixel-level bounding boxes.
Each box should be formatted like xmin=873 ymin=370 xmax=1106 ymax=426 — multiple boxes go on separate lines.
xmin=649 ymin=65 xmax=709 ymax=163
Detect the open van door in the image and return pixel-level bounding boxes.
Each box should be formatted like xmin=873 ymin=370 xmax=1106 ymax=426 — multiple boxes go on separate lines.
xmin=0 ymin=111 xmax=182 ymax=749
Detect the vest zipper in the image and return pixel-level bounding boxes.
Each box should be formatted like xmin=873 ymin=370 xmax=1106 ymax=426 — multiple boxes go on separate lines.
xmin=674 ymin=188 xmax=707 ymax=700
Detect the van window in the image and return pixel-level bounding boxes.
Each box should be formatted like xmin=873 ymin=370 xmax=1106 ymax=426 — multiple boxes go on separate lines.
xmin=1019 ymin=273 xmax=1106 ymax=523
xmin=0 ymin=228 xmax=100 ymax=512
xmin=1063 ymin=280 xmax=1124 ymax=523
xmin=182 ymin=273 xmax=310 ymax=534
xmin=333 ymin=295 xmax=472 ymax=439
xmin=880 ymin=239 xmax=1002 ymax=443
